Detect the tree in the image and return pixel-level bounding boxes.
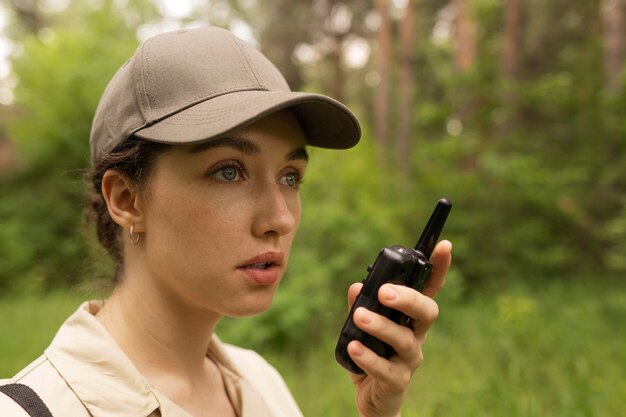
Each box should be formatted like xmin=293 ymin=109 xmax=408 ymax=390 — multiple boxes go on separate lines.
xmin=321 ymin=0 xmax=352 ymax=102
xmin=7 ymin=0 xmax=44 ymax=33
xmin=246 ymin=0 xmax=311 ymax=90
xmin=501 ymin=0 xmax=523 ymax=123
xmin=373 ymin=0 xmax=392 ymax=148
xmin=601 ymin=0 xmax=626 ymax=92
xmin=397 ymin=0 xmax=417 ymax=170
xmin=454 ymin=0 xmax=476 ymax=72
xmin=0 ymin=2 xmax=156 ymax=292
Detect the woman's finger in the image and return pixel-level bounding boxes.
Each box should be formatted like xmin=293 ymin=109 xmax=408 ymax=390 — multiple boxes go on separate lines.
xmin=352 ymin=306 xmax=421 ymax=365
xmin=422 ymin=240 xmax=452 ymax=298
xmin=377 ymin=284 xmax=440 ymax=336
xmin=346 ymin=340 xmax=411 ymax=394
xmin=347 ymin=282 xmax=363 ymax=311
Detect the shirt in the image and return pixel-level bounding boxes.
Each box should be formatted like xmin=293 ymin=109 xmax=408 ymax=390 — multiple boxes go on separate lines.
xmin=0 ymin=301 xmax=304 ymax=417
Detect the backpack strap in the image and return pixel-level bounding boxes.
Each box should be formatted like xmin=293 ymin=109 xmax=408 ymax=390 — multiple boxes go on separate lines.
xmin=0 ymin=383 xmax=53 ymax=417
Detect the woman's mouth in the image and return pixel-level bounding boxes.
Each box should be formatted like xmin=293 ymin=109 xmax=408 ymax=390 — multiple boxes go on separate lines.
xmin=238 ymin=252 xmax=284 ymax=284
xmin=241 ymin=262 xmax=274 ymax=269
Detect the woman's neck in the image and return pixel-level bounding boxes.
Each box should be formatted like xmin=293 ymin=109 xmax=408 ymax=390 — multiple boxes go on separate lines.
xmin=95 ymin=265 xmax=222 ymax=382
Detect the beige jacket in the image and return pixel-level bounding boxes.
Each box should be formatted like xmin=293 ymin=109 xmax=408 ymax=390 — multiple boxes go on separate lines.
xmin=0 ymin=302 xmax=303 ymax=417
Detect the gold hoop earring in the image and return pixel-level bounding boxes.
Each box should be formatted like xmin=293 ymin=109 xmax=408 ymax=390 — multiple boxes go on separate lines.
xmin=129 ymin=224 xmax=141 ymax=246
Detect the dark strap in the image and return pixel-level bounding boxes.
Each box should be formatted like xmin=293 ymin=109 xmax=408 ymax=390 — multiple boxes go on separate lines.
xmin=0 ymin=383 xmax=53 ymax=417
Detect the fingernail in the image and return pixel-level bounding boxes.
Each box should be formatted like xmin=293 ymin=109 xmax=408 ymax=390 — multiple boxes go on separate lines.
xmin=356 ymin=307 xmax=371 ymax=324
xmin=351 ymin=342 xmax=364 ymax=356
xmin=381 ymin=285 xmax=398 ymax=300
xmin=438 ymin=240 xmax=452 ymax=252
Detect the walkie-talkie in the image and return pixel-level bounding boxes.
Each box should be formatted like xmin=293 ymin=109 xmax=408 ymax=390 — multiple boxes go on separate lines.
xmin=335 ymin=198 xmax=452 ymax=374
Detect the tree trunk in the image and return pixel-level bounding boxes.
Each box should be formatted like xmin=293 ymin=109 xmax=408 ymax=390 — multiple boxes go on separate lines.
xmin=329 ymin=34 xmax=346 ymax=103
xmin=258 ymin=0 xmax=308 ymax=91
xmin=601 ymin=0 xmax=626 ymax=93
xmin=502 ymin=0 xmax=522 ymax=78
xmin=397 ymin=0 xmax=416 ymax=170
xmin=8 ymin=0 xmax=44 ymax=33
xmin=454 ymin=0 xmax=476 ymax=72
xmin=501 ymin=0 xmax=523 ymax=126
xmin=314 ymin=0 xmax=351 ymax=107
xmin=374 ymin=0 xmax=392 ymax=148
xmin=451 ymin=0 xmax=478 ymax=130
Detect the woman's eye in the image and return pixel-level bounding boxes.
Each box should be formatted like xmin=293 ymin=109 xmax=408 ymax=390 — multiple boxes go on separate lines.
xmin=220 ymin=166 xmax=238 ymax=181
xmin=209 ymin=163 xmax=244 ymax=182
xmin=279 ymin=171 xmax=303 ymax=188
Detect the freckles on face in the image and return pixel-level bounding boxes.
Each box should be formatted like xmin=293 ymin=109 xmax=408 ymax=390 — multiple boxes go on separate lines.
xmin=136 ymin=111 xmax=309 ymax=316
xmin=145 ymin=168 xmax=243 ymax=269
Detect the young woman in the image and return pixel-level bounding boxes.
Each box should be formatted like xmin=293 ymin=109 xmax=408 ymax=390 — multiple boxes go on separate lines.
xmin=0 ymin=27 xmax=452 ymax=417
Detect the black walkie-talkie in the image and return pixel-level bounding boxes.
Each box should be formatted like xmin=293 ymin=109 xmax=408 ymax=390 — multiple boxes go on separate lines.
xmin=335 ymin=198 xmax=452 ymax=374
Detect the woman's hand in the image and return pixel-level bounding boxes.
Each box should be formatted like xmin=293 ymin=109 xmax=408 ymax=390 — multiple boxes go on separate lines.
xmin=346 ymin=240 xmax=452 ymax=417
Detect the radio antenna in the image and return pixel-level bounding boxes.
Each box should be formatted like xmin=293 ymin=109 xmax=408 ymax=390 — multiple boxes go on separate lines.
xmin=414 ymin=198 xmax=452 ymax=258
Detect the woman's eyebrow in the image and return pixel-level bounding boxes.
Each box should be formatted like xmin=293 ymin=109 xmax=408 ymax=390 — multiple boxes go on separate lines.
xmin=189 ymin=137 xmax=309 ymax=162
xmin=188 ymin=137 xmax=260 ymax=154
xmin=287 ymin=148 xmax=309 ymax=162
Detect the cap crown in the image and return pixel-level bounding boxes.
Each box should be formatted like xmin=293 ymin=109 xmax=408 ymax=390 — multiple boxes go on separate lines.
xmin=90 ymin=27 xmax=290 ymax=164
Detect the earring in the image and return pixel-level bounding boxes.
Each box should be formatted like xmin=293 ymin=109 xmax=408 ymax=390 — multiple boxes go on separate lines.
xmin=129 ymin=224 xmax=141 ymax=246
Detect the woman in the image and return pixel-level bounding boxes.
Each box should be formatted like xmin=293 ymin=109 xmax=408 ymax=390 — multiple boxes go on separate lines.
xmin=0 ymin=26 xmax=452 ymax=417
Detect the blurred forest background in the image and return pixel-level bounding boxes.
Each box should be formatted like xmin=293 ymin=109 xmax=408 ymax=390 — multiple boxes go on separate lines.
xmin=0 ymin=0 xmax=625 ymax=415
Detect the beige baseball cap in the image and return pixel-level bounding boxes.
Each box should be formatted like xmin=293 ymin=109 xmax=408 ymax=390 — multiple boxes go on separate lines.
xmin=89 ymin=26 xmax=361 ymax=166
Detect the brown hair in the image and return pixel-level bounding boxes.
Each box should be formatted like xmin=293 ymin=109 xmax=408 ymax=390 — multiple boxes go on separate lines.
xmin=85 ymin=137 xmax=170 ymax=280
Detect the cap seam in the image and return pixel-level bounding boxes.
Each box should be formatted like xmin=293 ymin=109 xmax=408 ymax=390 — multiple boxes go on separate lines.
xmin=229 ymin=35 xmax=263 ymax=88
xmin=98 ymin=58 xmax=136 ymax=161
xmin=160 ymin=91 xmax=306 ymax=122
xmin=141 ymin=85 xmax=267 ymax=127
xmin=156 ymin=105 xmax=252 ymax=125
xmin=139 ymin=37 xmax=156 ymax=119
xmin=151 ymin=96 xmax=328 ymax=127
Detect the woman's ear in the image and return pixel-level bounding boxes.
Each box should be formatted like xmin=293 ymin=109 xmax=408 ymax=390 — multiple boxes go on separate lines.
xmin=101 ymin=170 xmax=145 ymax=231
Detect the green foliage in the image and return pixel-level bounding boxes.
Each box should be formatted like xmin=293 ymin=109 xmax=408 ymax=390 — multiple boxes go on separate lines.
xmin=408 ymin=278 xmax=626 ymax=417
xmin=0 ymin=291 xmax=89 ymax=376
xmin=401 ymin=0 xmax=626 ymax=286
xmin=0 ymin=171 xmax=87 ymax=292
xmin=9 ymin=9 xmax=139 ymax=169
xmin=0 ymin=7 xmax=142 ymax=292
xmin=603 ymin=194 xmax=626 ymax=270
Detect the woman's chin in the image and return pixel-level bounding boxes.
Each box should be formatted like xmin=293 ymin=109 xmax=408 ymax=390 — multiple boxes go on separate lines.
xmin=222 ymin=294 xmax=276 ymax=318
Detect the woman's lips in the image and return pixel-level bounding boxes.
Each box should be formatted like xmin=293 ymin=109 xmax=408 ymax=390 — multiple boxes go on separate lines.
xmin=237 ymin=252 xmax=284 ymax=285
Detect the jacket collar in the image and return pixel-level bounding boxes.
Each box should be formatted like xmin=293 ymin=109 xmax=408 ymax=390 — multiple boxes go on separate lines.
xmin=45 ymin=301 xmax=159 ymax=417
xmin=44 ymin=301 xmax=273 ymax=417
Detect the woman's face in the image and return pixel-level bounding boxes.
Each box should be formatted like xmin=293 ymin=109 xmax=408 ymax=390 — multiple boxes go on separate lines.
xmin=137 ymin=111 xmax=308 ymax=317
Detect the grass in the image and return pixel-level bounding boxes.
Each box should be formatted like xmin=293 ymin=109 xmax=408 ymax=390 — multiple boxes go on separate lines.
xmin=264 ymin=278 xmax=626 ymax=416
xmin=403 ymin=279 xmax=626 ymax=416
xmin=1 ymin=279 xmax=625 ymax=416
xmin=0 ymin=290 xmax=91 ymax=376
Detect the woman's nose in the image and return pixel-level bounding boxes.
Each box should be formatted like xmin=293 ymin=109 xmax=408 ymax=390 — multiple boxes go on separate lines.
xmin=251 ymin=185 xmax=299 ymax=238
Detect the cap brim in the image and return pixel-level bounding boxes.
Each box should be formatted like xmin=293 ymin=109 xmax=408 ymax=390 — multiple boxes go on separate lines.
xmin=133 ymin=90 xmax=361 ymax=149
